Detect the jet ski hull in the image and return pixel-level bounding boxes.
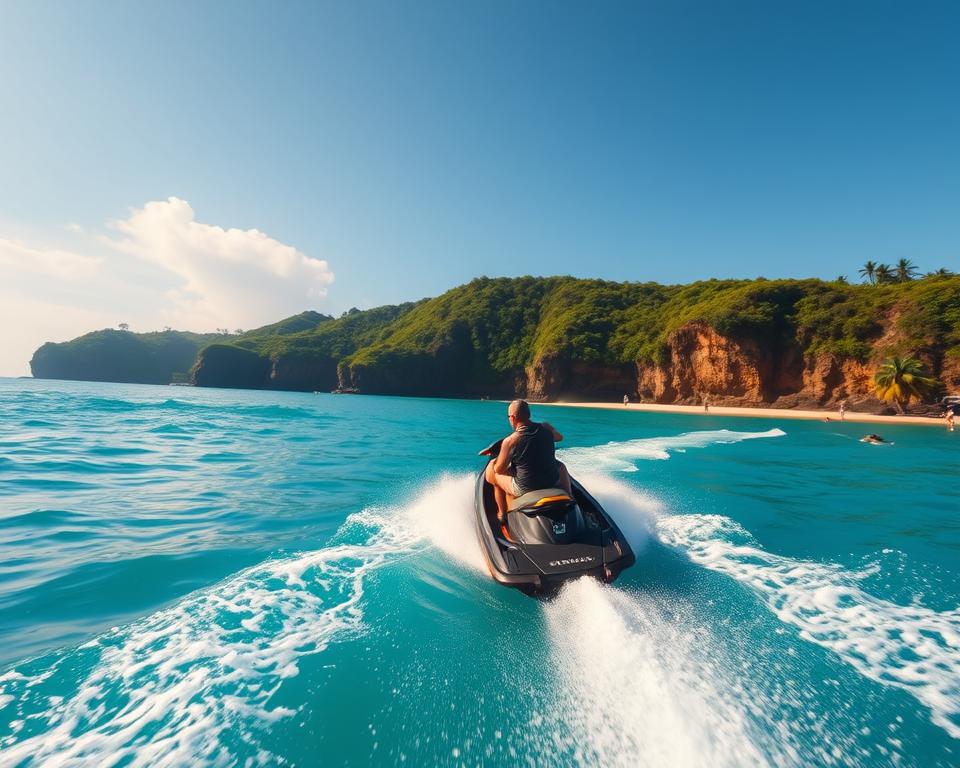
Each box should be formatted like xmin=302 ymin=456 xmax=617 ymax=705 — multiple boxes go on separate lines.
xmin=475 ymin=464 xmax=635 ymax=595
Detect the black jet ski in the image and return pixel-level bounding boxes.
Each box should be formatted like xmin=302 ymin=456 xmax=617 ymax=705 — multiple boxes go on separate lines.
xmin=475 ymin=440 xmax=635 ymax=596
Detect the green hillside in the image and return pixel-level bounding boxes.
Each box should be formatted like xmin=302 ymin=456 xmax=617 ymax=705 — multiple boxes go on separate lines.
xmin=30 ymin=311 xmax=335 ymax=386
xmin=190 ymin=302 xmax=422 ymax=390
xmin=30 ymin=274 xmax=960 ymax=401
xmin=343 ymin=274 xmax=960 ymax=369
xmin=30 ymin=329 xmax=230 ymax=384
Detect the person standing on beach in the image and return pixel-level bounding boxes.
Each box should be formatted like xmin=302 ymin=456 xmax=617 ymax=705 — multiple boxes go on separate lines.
xmin=947 ymin=409 xmax=955 ymax=432
xmin=623 ymin=394 xmax=630 ymax=406
xmin=703 ymin=395 xmax=709 ymax=412
xmin=839 ymin=401 xmax=846 ymax=421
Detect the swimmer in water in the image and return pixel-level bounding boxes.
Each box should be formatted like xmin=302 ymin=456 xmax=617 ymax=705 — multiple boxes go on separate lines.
xmin=861 ymin=433 xmax=891 ymax=445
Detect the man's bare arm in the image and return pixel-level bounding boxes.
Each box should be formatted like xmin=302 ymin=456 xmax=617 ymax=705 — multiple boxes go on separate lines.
xmin=493 ymin=433 xmax=518 ymax=474
xmin=542 ymin=422 xmax=563 ymax=441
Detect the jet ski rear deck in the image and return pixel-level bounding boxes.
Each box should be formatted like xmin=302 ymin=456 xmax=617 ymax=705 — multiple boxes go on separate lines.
xmin=475 ymin=461 xmax=635 ymax=596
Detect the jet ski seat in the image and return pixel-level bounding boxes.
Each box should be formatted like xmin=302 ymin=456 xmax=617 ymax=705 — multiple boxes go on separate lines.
xmin=506 ymin=487 xmax=586 ymax=545
xmin=509 ymin=487 xmax=571 ymax=511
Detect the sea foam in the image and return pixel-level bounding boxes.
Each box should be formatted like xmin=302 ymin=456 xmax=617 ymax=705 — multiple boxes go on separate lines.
xmin=0 ymin=475 xmax=473 ymax=767
xmin=559 ymin=428 xmax=786 ymax=472
xmin=541 ymin=577 xmax=780 ymax=767
xmin=657 ymin=513 xmax=960 ymax=740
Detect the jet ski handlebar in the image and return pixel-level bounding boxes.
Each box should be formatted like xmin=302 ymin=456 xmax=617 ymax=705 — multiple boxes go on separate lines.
xmin=478 ymin=439 xmax=504 ymax=457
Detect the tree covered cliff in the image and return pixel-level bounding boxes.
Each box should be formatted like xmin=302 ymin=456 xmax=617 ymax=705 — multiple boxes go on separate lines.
xmin=30 ymin=276 xmax=960 ymax=406
xmin=28 ymin=311 xmax=333 ymax=385
xmin=30 ymin=329 xmax=227 ymax=384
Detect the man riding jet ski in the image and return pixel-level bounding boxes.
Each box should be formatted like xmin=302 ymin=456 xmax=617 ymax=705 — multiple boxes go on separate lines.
xmin=476 ymin=400 xmax=635 ymax=595
xmin=483 ymin=399 xmax=571 ymax=520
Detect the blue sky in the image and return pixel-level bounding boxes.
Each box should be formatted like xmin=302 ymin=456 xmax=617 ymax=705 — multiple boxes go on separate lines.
xmin=1 ymin=1 xmax=958 ymax=374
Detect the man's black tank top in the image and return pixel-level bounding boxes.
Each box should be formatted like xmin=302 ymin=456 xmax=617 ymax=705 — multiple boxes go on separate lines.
xmin=511 ymin=422 xmax=559 ymax=494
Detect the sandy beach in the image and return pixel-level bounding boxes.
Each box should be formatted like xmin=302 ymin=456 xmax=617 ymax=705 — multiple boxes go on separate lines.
xmin=540 ymin=400 xmax=949 ymax=427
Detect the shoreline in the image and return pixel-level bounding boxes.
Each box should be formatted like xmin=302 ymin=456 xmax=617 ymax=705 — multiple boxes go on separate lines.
xmin=538 ymin=400 xmax=949 ymax=427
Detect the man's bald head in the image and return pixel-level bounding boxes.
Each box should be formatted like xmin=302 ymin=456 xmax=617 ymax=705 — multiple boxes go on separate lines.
xmin=508 ymin=399 xmax=530 ymax=422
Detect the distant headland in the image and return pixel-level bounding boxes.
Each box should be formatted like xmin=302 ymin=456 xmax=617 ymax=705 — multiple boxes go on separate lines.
xmin=29 ymin=274 xmax=960 ymax=412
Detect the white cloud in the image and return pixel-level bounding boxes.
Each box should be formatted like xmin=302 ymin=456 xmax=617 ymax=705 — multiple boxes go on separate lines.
xmin=0 ymin=237 xmax=102 ymax=279
xmin=0 ymin=198 xmax=336 ymax=376
xmin=103 ymin=197 xmax=334 ymax=330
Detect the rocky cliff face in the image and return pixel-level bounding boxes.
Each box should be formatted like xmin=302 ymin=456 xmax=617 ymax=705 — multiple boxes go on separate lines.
xmin=631 ymin=320 xmax=941 ymax=411
xmin=192 ymin=347 xmax=339 ymax=392
xmin=33 ymin=276 xmax=960 ymax=410
xmin=940 ymin=356 xmax=960 ymax=392
xmin=194 ymin=321 xmax=960 ymax=412
xmin=339 ymin=348 xmax=492 ymax=397
xmin=340 ymin=346 xmax=636 ymax=402
xmin=340 ymin=354 xmax=463 ymax=396
xmin=523 ymin=354 xmax=635 ymax=402
xmin=304 ymin=326 xmax=959 ymax=413
xmin=635 ymin=322 xmax=805 ymax=405
xmin=192 ymin=345 xmax=271 ymax=389
xmin=267 ymin=354 xmax=339 ymax=392
xmin=799 ymin=355 xmax=876 ymax=407
xmin=191 ymin=317 xmax=955 ymax=411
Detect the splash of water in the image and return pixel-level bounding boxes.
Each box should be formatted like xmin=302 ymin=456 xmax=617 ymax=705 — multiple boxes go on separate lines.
xmin=0 ymin=476 xmax=481 ymax=767
xmin=559 ymin=428 xmax=786 ymax=472
xmin=408 ymin=473 xmax=485 ymax=573
xmin=541 ymin=578 xmax=782 ymax=767
xmin=657 ymin=514 xmax=960 ymax=740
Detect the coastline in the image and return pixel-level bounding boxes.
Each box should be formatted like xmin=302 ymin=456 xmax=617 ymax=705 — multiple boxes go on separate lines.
xmin=538 ymin=400 xmax=949 ymax=427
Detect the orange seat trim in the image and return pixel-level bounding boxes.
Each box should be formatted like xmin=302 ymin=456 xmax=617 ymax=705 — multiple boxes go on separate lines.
xmin=534 ymin=495 xmax=572 ymax=507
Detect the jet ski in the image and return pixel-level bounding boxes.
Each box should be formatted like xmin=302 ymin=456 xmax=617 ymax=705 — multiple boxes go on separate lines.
xmin=475 ymin=440 xmax=635 ymax=595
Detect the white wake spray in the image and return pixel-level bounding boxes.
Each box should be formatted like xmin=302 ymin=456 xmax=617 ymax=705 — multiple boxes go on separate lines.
xmin=559 ymin=428 xmax=786 ymax=472
xmin=0 ymin=476 xmax=476 ymax=768
xmin=559 ymin=426 xmax=960 ymax=746
xmin=657 ymin=514 xmax=960 ymax=740
xmin=541 ymin=578 xmax=781 ymax=768
xmin=536 ymin=431 xmax=797 ymax=766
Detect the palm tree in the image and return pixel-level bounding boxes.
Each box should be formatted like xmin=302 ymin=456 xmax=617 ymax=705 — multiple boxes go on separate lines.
xmin=924 ymin=268 xmax=955 ymax=278
xmin=894 ymin=258 xmax=919 ymax=282
xmin=874 ymin=264 xmax=894 ymax=284
xmin=858 ymin=261 xmax=878 ymax=285
xmin=873 ymin=357 xmax=937 ymax=413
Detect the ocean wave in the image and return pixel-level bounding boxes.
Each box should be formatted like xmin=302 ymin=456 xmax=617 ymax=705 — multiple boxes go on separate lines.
xmin=657 ymin=514 xmax=960 ymax=740
xmin=0 ymin=473 xmax=488 ymax=767
xmin=559 ymin=428 xmax=786 ymax=472
xmin=1 ymin=413 xmax=952 ymax=767
xmin=0 ymin=508 xmax=81 ymax=528
xmin=35 ymin=395 xmax=326 ymax=423
xmin=0 ymin=482 xmax=444 ymax=767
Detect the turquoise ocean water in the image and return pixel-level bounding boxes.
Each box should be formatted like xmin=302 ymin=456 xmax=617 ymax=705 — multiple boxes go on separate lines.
xmin=0 ymin=378 xmax=958 ymax=767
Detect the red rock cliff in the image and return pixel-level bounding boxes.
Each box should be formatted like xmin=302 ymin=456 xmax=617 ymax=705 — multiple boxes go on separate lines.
xmin=631 ymin=320 xmax=948 ymax=411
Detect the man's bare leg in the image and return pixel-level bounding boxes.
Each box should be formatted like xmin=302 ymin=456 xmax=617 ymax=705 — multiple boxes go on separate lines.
xmin=495 ymin=476 xmax=517 ymax=520
xmin=493 ymin=486 xmax=507 ymax=519
xmin=485 ymin=462 xmax=515 ymax=520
